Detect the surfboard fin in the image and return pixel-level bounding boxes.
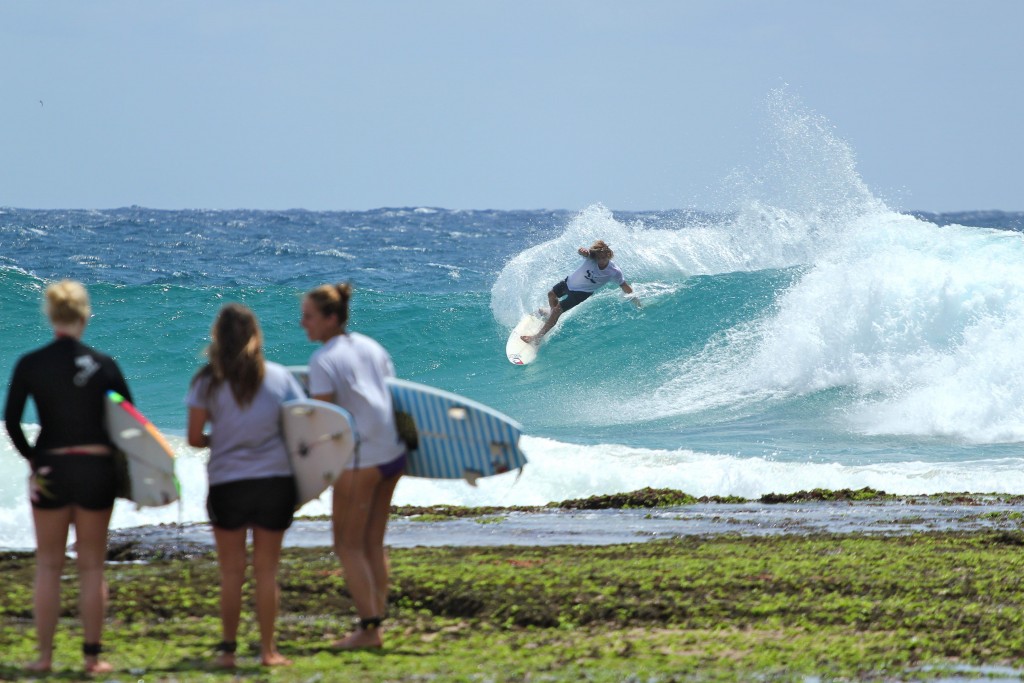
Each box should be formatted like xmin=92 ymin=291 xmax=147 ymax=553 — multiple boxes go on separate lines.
xmin=463 ymin=469 xmax=482 ymax=486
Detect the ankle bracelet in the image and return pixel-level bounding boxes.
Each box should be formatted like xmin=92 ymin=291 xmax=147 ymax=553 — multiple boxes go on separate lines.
xmin=215 ymin=640 xmax=237 ymax=654
xmin=83 ymin=642 xmax=102 ymax=657
xmin=358 ymin=616 xmax=383 ymax=631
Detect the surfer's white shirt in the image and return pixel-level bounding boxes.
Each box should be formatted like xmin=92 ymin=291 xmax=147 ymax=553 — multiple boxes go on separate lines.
xmin=308 ymin=332 xmax=405 ymax=468
xmin=565 ymin=258 xmax=626 ymax=293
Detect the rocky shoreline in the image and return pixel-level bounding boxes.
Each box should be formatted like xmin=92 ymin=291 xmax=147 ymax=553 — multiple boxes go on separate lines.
xmin=99 ymin=487 xmax=1024 ymax=561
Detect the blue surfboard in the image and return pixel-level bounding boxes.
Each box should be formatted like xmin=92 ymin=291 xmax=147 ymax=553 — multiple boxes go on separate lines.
xmin=286 ymin=367 xmax=527 ymax=485
xmin=387 ymin=377 xmax=527 ymax=484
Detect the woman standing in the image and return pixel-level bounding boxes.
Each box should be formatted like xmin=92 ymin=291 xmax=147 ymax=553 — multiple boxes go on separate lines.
xmin=300 ymin=283 xmax=406 ymax=650
xmin=4 ymin=280 xmax=130 ymax=674
xmin=186 ymin=303 xmax=303 ymax=668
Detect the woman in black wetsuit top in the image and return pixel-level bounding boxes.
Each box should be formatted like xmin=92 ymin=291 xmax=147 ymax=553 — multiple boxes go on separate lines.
xmin=4 ymin=280 xmax=132 ymax=675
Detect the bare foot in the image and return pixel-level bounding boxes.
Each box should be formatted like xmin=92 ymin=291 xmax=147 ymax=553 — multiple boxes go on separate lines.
xmin=214 ymin=640 xmax=237 ymax=668
xmin=214 ymin=652 xmax=236 ymax=669
xmin=261 ymin=651 xmax=293 ymax=667
xmin=24 ymin=660 xmax=51 ymax=673
xmin=84 ymin=658 xmax=114 ymax=674
xmin=331 ymin=629 xmax=382 ymax=650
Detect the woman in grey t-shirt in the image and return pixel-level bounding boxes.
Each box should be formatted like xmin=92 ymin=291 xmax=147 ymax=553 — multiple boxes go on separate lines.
xmin=186 ymin=303 xmax=303 ymax=668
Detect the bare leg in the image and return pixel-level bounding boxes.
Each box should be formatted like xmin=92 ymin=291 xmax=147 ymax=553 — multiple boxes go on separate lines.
xmin=365 ymin=472 xmax=401 ymax=616
xmin=332 ymin=467 xmax=385 ymax=649
xmin=251 ymin=527 xmax=291 ymax=666
xmin=522 ymin=291 xmax=561 ymax=343
xmin=73 ymin=506 xmax=114 ymax=674
xmin=27 ymin=506 xmax=72 ymax=672
xmin=212 ymin=526 xmax=247 ymax=668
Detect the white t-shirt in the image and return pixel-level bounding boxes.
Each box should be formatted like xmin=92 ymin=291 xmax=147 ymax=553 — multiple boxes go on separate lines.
xmin=186 ymin=361 xmax=303 ymax=486
xmin=566 ymin=258 xmax=626 ymax=293
xmin=307 ymin=332 xmax=404 ymax=469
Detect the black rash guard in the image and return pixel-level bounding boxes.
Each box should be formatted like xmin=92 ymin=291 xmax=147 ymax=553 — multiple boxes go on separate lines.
xmin=4 ymin=336 xmax=132 ymax=465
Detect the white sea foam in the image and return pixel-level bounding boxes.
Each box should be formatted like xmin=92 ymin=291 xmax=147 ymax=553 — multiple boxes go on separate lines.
xmin=5 ymin=433 xmax=1023 ymax=550
xmin=628 ymin=210 xmax=1024 ymax=445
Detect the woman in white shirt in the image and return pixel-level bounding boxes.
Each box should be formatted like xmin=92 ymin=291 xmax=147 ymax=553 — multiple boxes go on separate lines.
xmin=301 ymin=282 xmax=406 ymax=650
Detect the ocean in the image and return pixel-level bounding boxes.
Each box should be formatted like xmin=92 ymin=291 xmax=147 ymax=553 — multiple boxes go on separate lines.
xmin=3 ymin=97 xmax=1024 ymax=551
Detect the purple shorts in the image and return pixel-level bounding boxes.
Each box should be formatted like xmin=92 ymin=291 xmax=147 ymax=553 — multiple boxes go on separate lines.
xmin=378 ymin=452 xmax=407 ymax=479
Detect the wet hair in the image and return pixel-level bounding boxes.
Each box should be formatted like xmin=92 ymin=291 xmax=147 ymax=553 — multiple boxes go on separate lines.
xmin=589 ymin=240 xmax=614 ymax=260
xmin=304 ymin=282 xmax=353 ymax=330
xmin=192 ymin=303 xmax=265 ymax=407
xmin=44 ymin=280 xmax=91 ymax=325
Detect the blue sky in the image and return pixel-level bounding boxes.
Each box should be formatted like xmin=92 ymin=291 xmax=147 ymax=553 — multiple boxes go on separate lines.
xmin=2 ymin=1 xmax=1021 ymax=212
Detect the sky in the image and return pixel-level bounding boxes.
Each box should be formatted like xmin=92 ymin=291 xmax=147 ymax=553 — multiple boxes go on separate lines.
xmin=1 ymin=1 xmax=1022 ymax=213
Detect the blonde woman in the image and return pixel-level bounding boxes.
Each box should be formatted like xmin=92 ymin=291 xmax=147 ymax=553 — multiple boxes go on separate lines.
xmin=521 ymin=239 xmax=640 ymax=344
xmin=300 ymin=283 xmax=406 ymax=649
xmin=186 ymin=303 xmax=303 ymax=667
xmin=4 ymin=280 xmax=131 ymax=674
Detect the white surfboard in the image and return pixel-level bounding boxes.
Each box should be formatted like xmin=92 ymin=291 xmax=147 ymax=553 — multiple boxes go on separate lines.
xmin=281 ymin=398 xmax=357 ymax=506
xmin=505 ymin=313 xmax=545 ymax=366
xmin=105 ymin=391 xmax=179 ymax=508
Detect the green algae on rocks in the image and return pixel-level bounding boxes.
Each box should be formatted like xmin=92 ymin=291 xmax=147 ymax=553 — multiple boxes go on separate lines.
xmin=5 ymin=531 xmax=1024 ymax=680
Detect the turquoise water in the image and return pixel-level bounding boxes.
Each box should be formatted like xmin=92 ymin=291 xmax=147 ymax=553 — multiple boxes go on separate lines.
xmin=3 ymin=94 xmax=1024 ymax=549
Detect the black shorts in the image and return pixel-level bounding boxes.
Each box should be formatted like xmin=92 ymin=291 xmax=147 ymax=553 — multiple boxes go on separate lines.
xmin=552 ymin=278 xmax=593 ymax=312
xmin=207 ymin=476 xmax=297 ymax=531
xmin=32 ymin=452 xmax=117 ymax=511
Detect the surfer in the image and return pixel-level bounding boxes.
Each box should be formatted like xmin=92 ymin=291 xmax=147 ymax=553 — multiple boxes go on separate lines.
xmin=301 ymin=282 xmax=406 ymax=650
xmin=186 ymin=303 xmax=304 ymax=668
xmin=521 ymin=239 xmax=640 ymax=344
xmin=3 ymin=280 xmax=132 ymax=675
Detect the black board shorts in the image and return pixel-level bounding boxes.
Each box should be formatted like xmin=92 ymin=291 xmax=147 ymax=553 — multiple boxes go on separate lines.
xmin=552 ymin=278 xmax=593 ymax=312
xmin=32 ymin=452 xmax=117 ymax=511
xmin=207 ymin=476 xmax=297 ymax=531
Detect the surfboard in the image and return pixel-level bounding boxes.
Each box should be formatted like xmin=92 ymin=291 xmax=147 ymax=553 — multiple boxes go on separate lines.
xmin=105 ymin=391 xmax=179 ymax=507
xmin=505 ymin=313 xmax=545 ymax=365
xmin=286 ymin=366 xmax=310 ymax=393
xmin=285 ymin=366 xmax=527 ymax=485
xmin=387 ymin=377 xmax=527 ymax=485
xmin=281 ymin=398 xmax=357 ymax=506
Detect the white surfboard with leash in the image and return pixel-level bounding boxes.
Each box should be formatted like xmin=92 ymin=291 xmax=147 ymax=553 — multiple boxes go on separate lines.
xmin=281 ymin=398 xmax=357 ymax=507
